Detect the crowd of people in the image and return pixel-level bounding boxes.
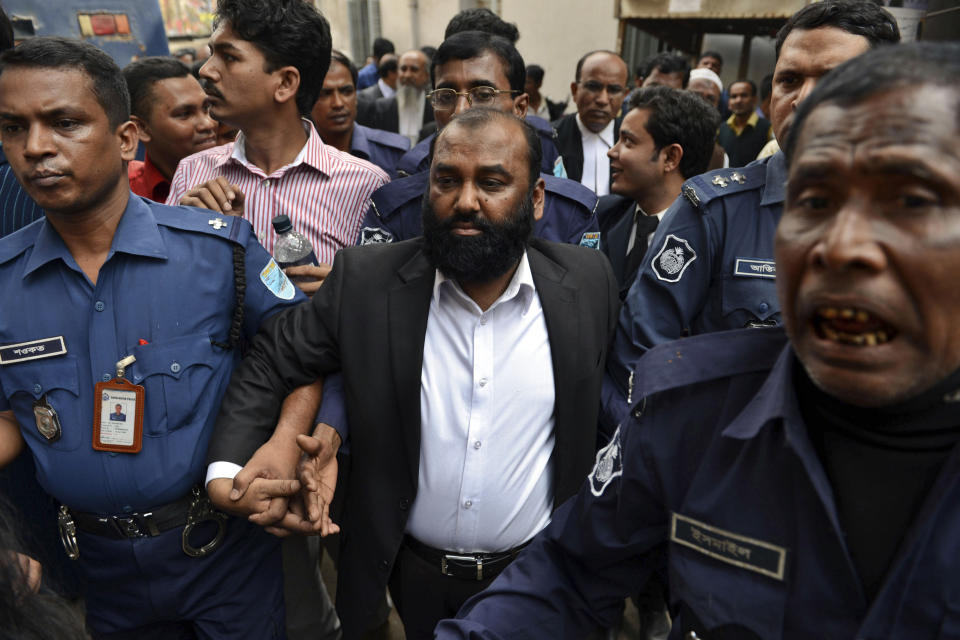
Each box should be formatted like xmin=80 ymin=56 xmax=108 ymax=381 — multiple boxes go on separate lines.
xmin=0 ymin=0 xmax=958 ymax=639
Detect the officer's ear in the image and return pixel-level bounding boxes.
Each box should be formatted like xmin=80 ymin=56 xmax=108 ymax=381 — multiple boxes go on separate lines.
xmin=129 ymin=115 xmax=152 ymax=144
xmin=117 ymin=120 xmax=139 ymax=162
xmin=661 ymin=143 xmax=683 ymax=175
xmin=531 ymin=176 xmax=545 ymax=222
xmin=513 ymin=92 xmax=529 ymax=119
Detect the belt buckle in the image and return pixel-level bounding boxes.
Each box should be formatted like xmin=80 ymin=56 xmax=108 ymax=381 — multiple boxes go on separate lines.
xmin=111 ymin=515 xmax=146 ymax=539
xmin=441 ymin=553 xmax=484 ymax=580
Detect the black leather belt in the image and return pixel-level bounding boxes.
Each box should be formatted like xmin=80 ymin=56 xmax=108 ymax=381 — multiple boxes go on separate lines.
xmin=403 ymin=535 xmax=527 ymax=581
xmin=69 ymin=493 xmax=195 ymax=539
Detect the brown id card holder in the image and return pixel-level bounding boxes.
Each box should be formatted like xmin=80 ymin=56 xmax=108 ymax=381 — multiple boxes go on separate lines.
xmin=92 ymin=355 xmax=144 ymax=454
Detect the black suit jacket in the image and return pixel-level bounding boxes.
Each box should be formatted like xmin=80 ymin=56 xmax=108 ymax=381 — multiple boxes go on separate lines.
xmin=598 ymin=194 xmax=638 ymax=291
xmin=552 ymin=113 xmax=621 ymax=188
xmin=210 ymin=238 xmax=619 ymax=638
xmin=371 ymin=95 xmax=434 ymax=134
xmin=356 ymin=84 xmax=386 ymax=127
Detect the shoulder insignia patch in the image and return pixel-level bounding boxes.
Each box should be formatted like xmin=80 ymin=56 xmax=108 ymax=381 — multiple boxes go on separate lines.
xmin=652 ymin=234 xmax=697 ymax=283
xmin=579 ymin=231 xmax=601 ymax=250
xmin=360 ymin=227 xmax=394 ymax=245
xmin=589 ymin=426 xmax=623 ymax=497
xmin=259 ymin=259 xmax=296 ymax=300
xmin=553 ymin=156 xmax=568 ymax=179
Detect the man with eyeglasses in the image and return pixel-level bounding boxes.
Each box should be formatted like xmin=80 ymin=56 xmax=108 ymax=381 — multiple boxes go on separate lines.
xmin=356 ymin=30 xmax=599 ymax=249
xmin=553 ymin=50 xmax=629 ymax=196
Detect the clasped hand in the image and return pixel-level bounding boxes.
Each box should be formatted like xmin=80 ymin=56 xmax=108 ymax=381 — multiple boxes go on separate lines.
xmin=207 ymin=423 xmax=341 ymax=537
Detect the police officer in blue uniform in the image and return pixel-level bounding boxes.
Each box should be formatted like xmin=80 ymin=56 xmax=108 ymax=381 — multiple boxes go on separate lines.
xmin=312 ymin=50 xmax=410 ymax=178
xmin=602 ymin=0 xmax=900 ymax=430
xmin=350 ymin=122 xmax=409 ymax=178
xmin=435 ymin=41 xmax=960 ymax=639
xmin=0 ymin=37 xmax=314 ymax=638
xmin=395 ymin=114 xmax=565 ymax=179
xmin=360 ymin=31 xmax=597 ymax=250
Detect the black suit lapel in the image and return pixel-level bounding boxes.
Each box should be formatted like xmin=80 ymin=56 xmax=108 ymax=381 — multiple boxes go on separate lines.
xmin=528 ymin=244 xmax=581 ymax=508
xmin=388 ymin=250 xmax=434 ymax=487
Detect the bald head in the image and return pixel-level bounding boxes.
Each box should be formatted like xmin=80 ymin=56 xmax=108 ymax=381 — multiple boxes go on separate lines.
xmin=399 ymin=49 xmax=430 ymax=91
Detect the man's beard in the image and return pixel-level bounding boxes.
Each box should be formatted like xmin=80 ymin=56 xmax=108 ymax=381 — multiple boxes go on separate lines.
xmin=421 ymin=190 xmax=535 ymax=284
xmin=397 ymin=84 xmax=422 ymax=109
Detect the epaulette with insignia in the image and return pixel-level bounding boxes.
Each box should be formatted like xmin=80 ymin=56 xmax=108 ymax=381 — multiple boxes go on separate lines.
xmin=0 ymin=218 xmax=43 ymax=265
xmin=369 ymin=171 xmax=428 ymax=223
xmin=542 ymin=175 xmax=598 ymax=219
xmin=525 ymin=115 xmax=559 ymax=140
xmin=155 ymin=201 xmax=248 ymax=245
xmin=625 ymin=327 xmax=787 ymax=411
xmin=682 ymin=161 xmax=768 ymax=211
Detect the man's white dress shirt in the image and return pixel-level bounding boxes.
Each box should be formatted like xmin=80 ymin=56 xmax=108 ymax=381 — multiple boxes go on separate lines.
xmin=407 ymin=252 xmax=556 ymax=553
xmin=576 ymin=114 xmax=615 ymax=196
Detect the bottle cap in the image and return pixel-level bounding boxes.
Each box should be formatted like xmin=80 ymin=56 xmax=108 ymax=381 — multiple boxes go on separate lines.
xmin=272 ymin=214 xmax=293 ymax=234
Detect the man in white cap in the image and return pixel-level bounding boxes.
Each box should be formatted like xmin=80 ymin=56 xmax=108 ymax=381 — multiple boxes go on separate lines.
xmin=686 ymin=67 xmax=723 ymax=110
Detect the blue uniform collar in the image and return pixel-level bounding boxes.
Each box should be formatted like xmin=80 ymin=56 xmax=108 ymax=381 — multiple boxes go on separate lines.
xmin=349 ymin=122 xmax=373 ymax=161
xmin=24 ymin=193 xmax=167 ymax=277
xmin=722 ymin=344 xmax=799 ymax=440
xmin=759 ymin=151 xmax=787 ymax=207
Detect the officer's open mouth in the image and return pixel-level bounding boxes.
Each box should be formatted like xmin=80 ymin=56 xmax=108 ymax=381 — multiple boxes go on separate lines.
xmin=813 ymin=306 xmax=898 ymax=347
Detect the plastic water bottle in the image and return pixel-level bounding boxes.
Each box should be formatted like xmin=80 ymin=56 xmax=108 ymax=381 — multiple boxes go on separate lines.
xmin=272 ymin=215 xmax=318 ymax=283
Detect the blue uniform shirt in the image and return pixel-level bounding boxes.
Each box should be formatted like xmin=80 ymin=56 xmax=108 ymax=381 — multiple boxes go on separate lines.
xmin=394 ymin=116 xmax=568 ymax=179
xmin=356 ymin=170 xmax=599 ymax=248
xmin=438 ymin=328 xmax=960 ymax=639
xmin=350 ymin=122 xmax=410 ymax=178
xmin=602 ymin=152 xmax=786 ymax=429
xmin=0 ymin=146 xmax=45 ymax=238
xmin=0 ymin=195 xmax=305 ymax=513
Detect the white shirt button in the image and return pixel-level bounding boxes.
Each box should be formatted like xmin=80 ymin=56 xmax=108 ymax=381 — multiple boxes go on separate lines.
xmin=463 ymin=500 xmax=472 ymax=509
xmin=478 ymin=378 xmax=487 ymax=387
xmin=473 ymin=441 xmax=481 ymax=449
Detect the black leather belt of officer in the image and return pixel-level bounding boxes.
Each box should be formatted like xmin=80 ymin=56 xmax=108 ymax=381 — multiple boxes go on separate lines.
xmin=403 ymin=535 xmax=528 ymax=581
xmin=69 ymin=493 xmax=195 ymax=539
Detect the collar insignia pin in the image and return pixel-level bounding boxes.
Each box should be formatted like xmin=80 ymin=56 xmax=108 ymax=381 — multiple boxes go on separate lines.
xmin=208 ymin=218 xmax=227 ymax=230
xmin=730 ymin=172 xmax=745 ymax=184
xmin=712 ymin=175 xmax=729 ymax=188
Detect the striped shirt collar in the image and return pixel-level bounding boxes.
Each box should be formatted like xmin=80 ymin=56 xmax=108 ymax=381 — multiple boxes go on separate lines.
xmin=219 ymin=118 xmax=332 ymax=179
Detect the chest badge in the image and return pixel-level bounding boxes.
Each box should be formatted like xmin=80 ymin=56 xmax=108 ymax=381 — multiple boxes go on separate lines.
xmin=33 ymin=395 xmax=62 ymax=443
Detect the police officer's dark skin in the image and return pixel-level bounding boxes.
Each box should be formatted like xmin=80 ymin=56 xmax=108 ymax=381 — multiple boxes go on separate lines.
xmin=776 ymin=82 xmax=960 ymax=408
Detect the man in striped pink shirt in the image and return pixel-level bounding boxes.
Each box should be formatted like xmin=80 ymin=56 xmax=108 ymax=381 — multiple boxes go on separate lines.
xmin=166 ymin=0 xmax=388 ymax=296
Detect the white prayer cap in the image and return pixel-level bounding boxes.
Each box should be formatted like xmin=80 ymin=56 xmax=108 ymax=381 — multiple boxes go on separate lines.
xmin=688 ymin=68 xmax=723 ymax=93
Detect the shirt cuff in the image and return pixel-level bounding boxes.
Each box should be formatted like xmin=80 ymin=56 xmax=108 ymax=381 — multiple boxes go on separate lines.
xmin=205 ymin=461 xmax=243 ymax=488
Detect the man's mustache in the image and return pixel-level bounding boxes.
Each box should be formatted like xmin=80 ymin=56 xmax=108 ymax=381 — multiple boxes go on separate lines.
xmin=201 ymin=80 xmax=226 ymax=101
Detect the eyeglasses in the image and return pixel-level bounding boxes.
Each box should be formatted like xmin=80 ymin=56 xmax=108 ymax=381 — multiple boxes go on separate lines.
xmin=579 ymin=81 xmax=626 ymax=96
xmin=428 ymin=87 xmax=519 ymax=111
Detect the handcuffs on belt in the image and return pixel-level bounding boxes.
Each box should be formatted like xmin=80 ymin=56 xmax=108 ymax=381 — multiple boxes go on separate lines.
xmin=58 ymin=487 xmax=227 ymax=560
